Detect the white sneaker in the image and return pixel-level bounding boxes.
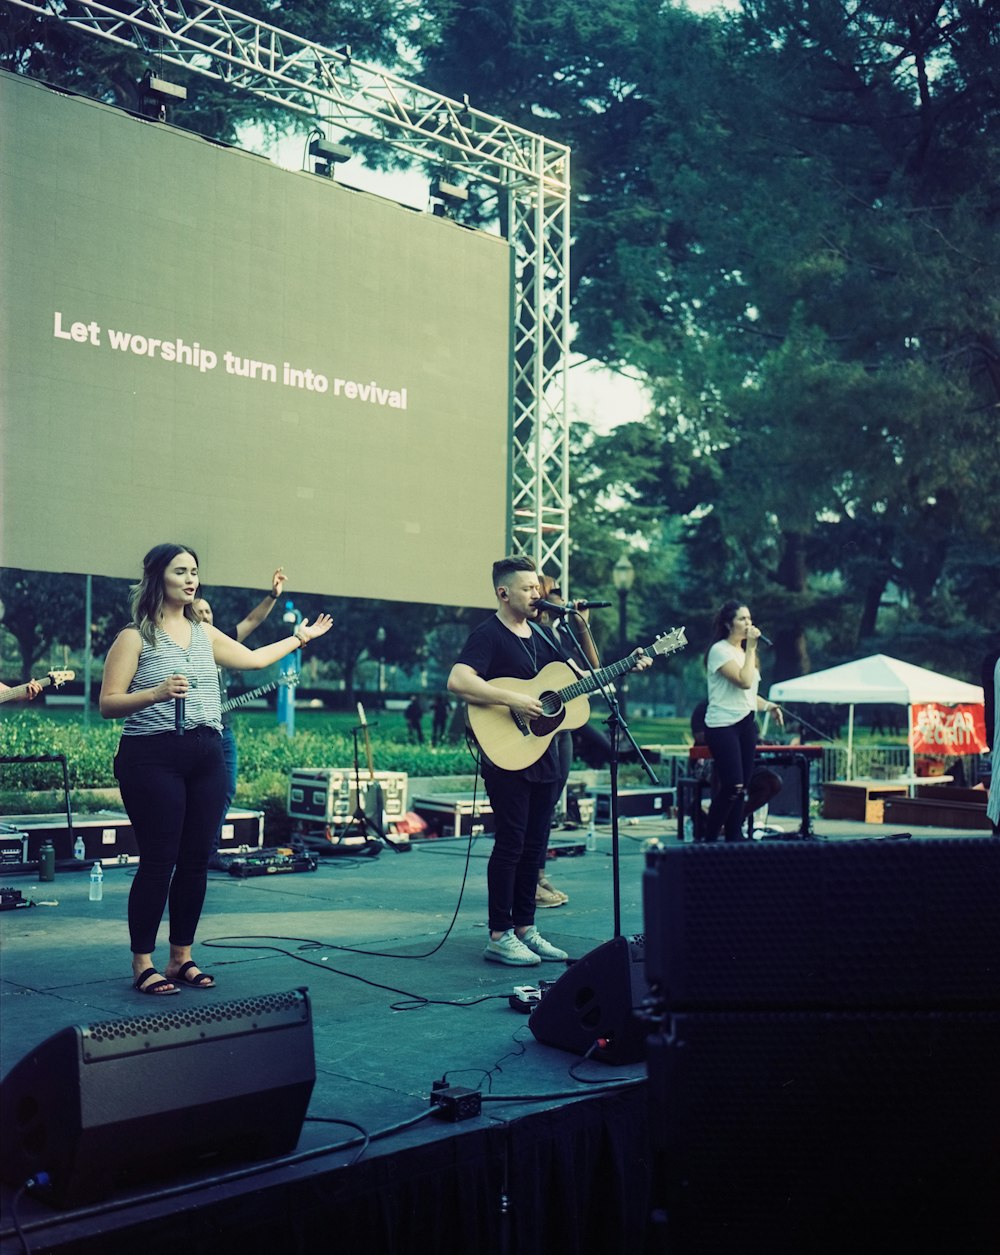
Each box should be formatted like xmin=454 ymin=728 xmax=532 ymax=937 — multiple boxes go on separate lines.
xmin=484 ymin=929 xmax=542 ymax=966
xmin=518 ymin=925 xmax=568 ymax=962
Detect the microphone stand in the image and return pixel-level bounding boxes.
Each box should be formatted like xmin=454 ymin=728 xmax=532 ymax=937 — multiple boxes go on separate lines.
xmin=559 ymin=614 xmax=658 ymax=939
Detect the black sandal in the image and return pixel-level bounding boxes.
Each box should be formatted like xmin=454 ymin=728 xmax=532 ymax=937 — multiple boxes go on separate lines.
xmin=168 ymin=960 xmax=215 ymax=988
xmin=133 ymin=967 xmax=180 ymax=996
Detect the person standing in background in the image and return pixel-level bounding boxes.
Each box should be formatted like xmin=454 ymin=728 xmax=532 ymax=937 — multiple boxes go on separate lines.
xmin=192 ymin=567 xmax=287 ymax=838
xmin=702 ymin=600 xmax=783 ymax=843
xmin=533 ymin=574 xmax=601 ymax=907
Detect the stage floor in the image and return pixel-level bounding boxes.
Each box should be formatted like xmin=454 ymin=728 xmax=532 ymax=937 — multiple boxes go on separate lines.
xmin=0 ymin=815 xmax=993 ymax=1254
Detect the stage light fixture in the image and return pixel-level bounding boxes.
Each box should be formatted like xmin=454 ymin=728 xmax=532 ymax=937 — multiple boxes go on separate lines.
xmin=139 ymin=70 xmax=187 ymax=122
xmin=309 ymin=136 xmax=353 ymax=179
xmin=310 ymin=137 xmax=353 ymax=163
xmin=430 ymin=178 xmax=469 ymax=204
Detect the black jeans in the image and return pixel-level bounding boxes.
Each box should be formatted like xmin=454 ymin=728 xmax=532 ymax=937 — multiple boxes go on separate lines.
xmin=114 ymin=727 xmax=226 ymax=954
xmin=537 ymin=730 xmax=573 ymax=875
xmin=482 ymin=765 xmax=560 ymax=933
xmin=703 ymin=713 xmax=758 ymax=841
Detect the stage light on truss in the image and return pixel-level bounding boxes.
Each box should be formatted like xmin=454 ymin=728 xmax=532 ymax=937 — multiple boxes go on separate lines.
xmin=139 ymin=70 xmax=187 ymax=121
xmin=309 ymin=136 xmax=353 ymax=178
xmin=430 ymin=178 xmax=469 ymax=204
xmin=430 ymin=177 xmax=470 ymax=217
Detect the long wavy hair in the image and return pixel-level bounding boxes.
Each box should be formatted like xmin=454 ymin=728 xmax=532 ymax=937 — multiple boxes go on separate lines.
xmin=129 ymin=542 xmax=199 ymax=647
xmin=704 ymin=599 xmax=758 ymax=670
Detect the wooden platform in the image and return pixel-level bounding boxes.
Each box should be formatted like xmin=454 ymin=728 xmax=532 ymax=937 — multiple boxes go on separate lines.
xmin=883 ymin=786 xmax=991 ymax=831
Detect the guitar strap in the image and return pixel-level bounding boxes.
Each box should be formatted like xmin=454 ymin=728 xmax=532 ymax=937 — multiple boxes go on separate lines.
xmin=528 ymin=620 xmax=577 ymax=669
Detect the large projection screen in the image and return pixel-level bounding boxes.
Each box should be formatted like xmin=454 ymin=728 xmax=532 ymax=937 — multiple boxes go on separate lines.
xmin=0 ymin=72 xmax=512 ymax=607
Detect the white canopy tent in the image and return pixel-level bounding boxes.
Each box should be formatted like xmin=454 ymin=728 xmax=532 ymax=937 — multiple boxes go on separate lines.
xmin=768 ymin=654 xmax=985 ymax=780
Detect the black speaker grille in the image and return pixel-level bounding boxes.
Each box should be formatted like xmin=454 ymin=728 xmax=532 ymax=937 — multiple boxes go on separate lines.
xmin=81 ymin=988 xmax=310 ymax=1061
xmin=643 ymin=838 xmax=1000 ymax=1008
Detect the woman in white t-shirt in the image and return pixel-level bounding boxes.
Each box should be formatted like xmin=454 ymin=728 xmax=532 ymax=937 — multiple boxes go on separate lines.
xmin=703 ymin=600 xmax=783 ymax=841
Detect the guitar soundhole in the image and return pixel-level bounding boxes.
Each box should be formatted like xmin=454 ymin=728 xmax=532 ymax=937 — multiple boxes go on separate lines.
xmin=529 ymin=692 xmax=566 ymax=738
xmin=539 ymin=690 xmax=563 ymax=717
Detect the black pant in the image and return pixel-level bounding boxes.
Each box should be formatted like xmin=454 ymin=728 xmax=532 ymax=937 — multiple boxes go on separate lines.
xmin=114 ymin=728 xmax=226 ymax=954
xmin=538 ymin=730 xmax=573 ymax=875
xmin=482 ymin=766 xmax=560 ymax=933
xmin=703 ymin=713 xmax=758 ymax=841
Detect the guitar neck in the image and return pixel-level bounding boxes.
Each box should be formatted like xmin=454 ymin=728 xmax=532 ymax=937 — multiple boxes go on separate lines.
xmin=0 ymin=676 xmax=52 ymax=705
xmin=222 ymin=679 xmax=278 ymax=714
xmin=554 ymin=652 xmax=639 ymax=704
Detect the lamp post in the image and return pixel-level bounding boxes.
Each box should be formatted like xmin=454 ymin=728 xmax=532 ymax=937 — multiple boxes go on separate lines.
xmin=279 ymin=600 xmax=302 ymax=738
xmin=612 ymin=554 xmax=635 ymax=717
xmin=375 ymin=626 xmax=387 ymax=694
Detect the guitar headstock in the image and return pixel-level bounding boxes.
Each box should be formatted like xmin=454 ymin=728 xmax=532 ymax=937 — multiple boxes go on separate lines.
xmin=647 ymin=627 xmax=688 ymax=658
xmin=48 ymin=669 xmax=75 ymax=688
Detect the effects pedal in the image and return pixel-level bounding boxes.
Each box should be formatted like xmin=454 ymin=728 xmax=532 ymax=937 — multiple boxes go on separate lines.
xmin=508 ymin=984 xmax=542 ymax=1013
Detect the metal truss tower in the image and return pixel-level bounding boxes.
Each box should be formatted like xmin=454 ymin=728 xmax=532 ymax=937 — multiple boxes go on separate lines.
xmin=7 ymin=0 xmax=572 ymax=581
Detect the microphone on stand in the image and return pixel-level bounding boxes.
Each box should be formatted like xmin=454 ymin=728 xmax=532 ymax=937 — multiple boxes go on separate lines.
xmin=535 ymin=597 xmax=614 ymax=616
xmin=534 ymin=598 xmax=573 ymax=616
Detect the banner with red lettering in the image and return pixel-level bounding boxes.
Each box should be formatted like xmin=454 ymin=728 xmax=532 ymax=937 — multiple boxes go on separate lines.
xmin=910 ymin=703 xmax=988 ymax=755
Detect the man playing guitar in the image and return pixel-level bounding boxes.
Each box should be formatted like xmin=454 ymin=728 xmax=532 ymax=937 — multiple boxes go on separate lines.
xmin=448 ymin=555 xmax=651 ymax=967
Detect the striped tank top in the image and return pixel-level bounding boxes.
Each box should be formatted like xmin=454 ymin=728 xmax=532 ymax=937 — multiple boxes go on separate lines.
xmin=122 ymin=622 xmax=223 ymax=736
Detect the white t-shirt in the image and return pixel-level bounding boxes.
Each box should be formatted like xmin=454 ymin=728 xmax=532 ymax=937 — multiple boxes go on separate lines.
xmin=705 ymin=640 xmax=759 ymax=728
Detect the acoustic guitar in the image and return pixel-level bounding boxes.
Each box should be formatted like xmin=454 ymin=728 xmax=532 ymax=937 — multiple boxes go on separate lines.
xmin=0 ymin=669 xmax=75 ymax=705
xmin=466 ymin=627 xmax=687 ymax=771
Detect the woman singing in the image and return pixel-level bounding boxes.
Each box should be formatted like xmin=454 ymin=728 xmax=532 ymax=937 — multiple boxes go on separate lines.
xmin=100 ymin=543 xmax=332 ymax=995
xmin=702 ymin=600 xmax=783 ymax=842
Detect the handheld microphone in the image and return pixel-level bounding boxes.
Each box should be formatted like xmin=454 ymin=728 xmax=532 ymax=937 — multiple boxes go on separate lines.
xmin=758 ymin=632 xmax=773 ymax=647
xmin=575 ymin=599 xmax=612 ymax=610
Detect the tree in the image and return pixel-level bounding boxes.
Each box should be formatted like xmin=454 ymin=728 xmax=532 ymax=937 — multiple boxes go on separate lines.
xmin=0 ymin=569 xmax=85 ymax=677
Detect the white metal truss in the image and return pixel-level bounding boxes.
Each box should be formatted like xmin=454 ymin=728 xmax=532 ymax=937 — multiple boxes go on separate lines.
xmin=7 ymin=0 xmax=572 ymax=578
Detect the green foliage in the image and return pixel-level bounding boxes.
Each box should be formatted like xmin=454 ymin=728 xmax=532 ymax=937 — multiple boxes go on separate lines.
xmin=0 ymin=712 xmax=121 ymax=789
xmin=0 ymin=709 xmax=478 ymax=796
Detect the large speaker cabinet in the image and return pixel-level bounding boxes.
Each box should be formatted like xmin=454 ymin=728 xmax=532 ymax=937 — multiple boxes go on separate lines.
xmin=0 ymin=988 xmax=315 ymax=1208
xmin=641 ymin=839 xmax=1000 ymax=1253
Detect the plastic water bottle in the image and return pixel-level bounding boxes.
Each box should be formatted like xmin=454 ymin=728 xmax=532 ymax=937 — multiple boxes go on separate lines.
xmin=89 ymin=862 xmax=104 ymax=901
xmin=73 ymin=834 xmax=86 ymax=861
xmin=585 ymin=813 xmax=597 ymax=853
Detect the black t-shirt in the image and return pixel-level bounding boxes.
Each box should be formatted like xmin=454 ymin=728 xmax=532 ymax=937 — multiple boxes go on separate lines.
xmin=456 ymin=615 xmax=565 ymax=781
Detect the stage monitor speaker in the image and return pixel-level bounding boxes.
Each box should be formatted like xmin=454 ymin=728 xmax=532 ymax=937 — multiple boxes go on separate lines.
xmin=527 ymin=935 xmax=648 ymax=1064
xmin=759 ymin=759 xmax=805 ymax=817
xmin=0 ymin=987 xmax=315 ymax=1208
xmin=642 ymin=837 xmax=1000 ymax=1010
